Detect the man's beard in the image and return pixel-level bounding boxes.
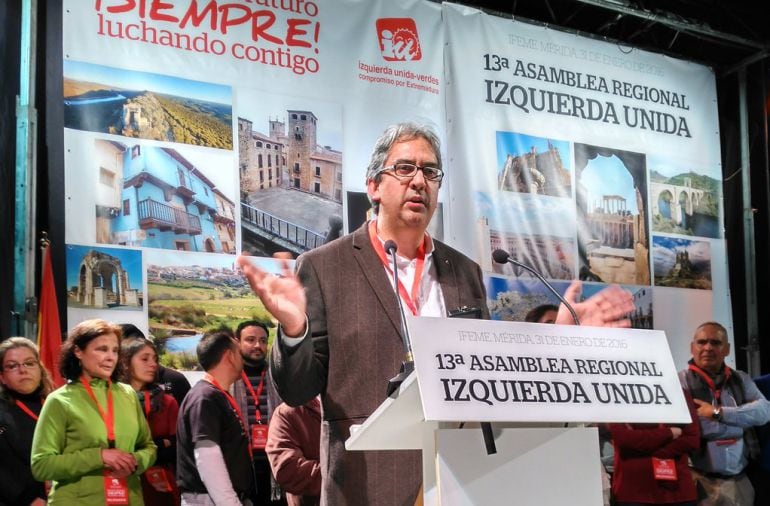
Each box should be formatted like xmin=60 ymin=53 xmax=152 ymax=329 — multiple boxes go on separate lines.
xmin=243 ymin=355 xmax=266 ymax=369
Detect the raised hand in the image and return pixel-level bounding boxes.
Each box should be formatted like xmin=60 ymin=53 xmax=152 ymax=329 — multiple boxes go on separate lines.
xmin=556 ymin=281 xmax=635 ymax=327
xmin=236 ymin=255 xmax=307 ymax=336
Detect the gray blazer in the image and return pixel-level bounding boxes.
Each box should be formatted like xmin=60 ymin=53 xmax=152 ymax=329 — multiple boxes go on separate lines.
xmin=271 ymin=223 xmax=489 ymax=505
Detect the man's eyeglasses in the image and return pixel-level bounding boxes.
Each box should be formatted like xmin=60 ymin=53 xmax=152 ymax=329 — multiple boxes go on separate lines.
xmin=378 ymin=163 xmax=444 ymax=182
xmin=694 ymin=339 xmax=725 ymax=347
xmin=2 ymin=360 xmax=39 ymax=373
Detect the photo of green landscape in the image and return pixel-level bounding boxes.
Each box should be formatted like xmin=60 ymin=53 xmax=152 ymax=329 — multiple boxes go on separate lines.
xmin=63 ymin=59 xmax=232 ymax=150
xmin=146 ymin=251 xmax=284 ymax=370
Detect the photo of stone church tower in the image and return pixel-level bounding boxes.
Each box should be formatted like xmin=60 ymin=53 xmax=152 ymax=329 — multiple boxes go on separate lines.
xmin=238 ymin=104 xmax=343 ymax=257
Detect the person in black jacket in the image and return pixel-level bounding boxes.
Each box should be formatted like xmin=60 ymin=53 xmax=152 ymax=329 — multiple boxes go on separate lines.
xmin=0 ymin=337 xmax=54 ymax=506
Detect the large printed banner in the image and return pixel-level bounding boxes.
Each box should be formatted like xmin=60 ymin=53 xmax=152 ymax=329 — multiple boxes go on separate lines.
xmin=443 ymin=4 xmax=727 ymax=368
xmin=61 ymin=1 xmax=729 ymax=371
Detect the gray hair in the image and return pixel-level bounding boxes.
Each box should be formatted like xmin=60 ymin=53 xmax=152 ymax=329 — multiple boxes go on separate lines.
xmin=365 ymin=122 xmax=442 ymax=214
xmin=693 ymin=321 xmax=727 ymax=341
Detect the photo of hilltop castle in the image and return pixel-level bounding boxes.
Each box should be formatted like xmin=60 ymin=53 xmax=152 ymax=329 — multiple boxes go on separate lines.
xmin=63 ymin=60 xmax=232 ymax=150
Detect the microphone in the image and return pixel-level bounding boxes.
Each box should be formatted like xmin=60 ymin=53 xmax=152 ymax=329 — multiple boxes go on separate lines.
xmin=492 ymin=249 xmax=580 ymax=325
xmin=384 ymin=240 xmax=415 ymax=397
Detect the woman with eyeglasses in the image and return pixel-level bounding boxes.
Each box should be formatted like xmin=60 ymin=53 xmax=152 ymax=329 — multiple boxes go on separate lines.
xmin=31 ymin=319 xmax=157 ymax=505
xmin=0 ymin=337 xmax=54 ymax=506
xmin=120 ymin=337 xmax=180 ymax=506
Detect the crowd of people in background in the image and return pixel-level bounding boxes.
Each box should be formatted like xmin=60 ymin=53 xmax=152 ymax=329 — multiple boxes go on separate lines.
xmin=4 ymin=315 xmax=770 ymax=506
xmin=0 ymin=319 xmax=321 ymax=506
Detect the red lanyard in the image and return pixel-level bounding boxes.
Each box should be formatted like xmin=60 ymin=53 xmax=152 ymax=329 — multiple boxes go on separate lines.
xmin=203 ymin=374 xmax=252 ymax=457
xmin=81 ymin=376 xmax=116 ymax=444
xmin=15 ymin=399 xmax=41 ymax=421
xmin=241 ymin=370 xmax=266 ymax=424
xmin=689 ymin=364 xmax=732 ymax=403
xmin=368 ymin=220 xmax=427 ymax=315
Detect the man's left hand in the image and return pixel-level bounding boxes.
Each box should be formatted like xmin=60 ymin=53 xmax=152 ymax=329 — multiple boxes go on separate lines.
xmin=555 ymin=281 xmax=635 ymax=327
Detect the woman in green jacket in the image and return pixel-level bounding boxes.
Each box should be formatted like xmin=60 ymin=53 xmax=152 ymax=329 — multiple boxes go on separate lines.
xmin=31 ymin=319 xmax=157 ymax=505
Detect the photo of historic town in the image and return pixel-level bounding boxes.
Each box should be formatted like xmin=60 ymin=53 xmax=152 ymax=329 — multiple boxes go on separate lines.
xmin=648 ymin=155 xmax=721 ymax=238
xmin=65 ymin=243 xmax=143 ymax=311
xmin=63 ymin=60 xmax=232 ymax=149
xmin=237 ymin=90 xmax=343 ymax=257
xmin=146 ymin=251 xmax=283 ymax=370
xmin=91 ymin=138 xmax=236 ymax=254
xmin=574 ymin=143 xmax=650 ymax=286
xmin=652 ymin=236 xmax=712 ymax=290
xmin=475 ymin=191 xmax=576 ymax=279
xmin=496 ymin=131 xmax=572 ymax=198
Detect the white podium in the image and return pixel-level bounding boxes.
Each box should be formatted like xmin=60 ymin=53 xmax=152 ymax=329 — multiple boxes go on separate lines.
xmin=345 ymin=373 xmax=603 ymax=505
xmin=345 ymin=316 xmax=690 ymax=505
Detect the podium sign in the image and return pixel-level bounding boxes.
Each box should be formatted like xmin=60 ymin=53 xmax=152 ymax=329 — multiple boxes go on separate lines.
xmin=407 ymin=315 xmax=691 ymax=424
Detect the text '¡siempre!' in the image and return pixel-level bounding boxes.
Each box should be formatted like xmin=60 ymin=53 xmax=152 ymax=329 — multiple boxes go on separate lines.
xmin=94 ymin=0 xmax=322 ymax=75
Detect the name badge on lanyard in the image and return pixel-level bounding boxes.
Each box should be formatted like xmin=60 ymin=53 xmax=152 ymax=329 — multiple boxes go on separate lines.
xmin=252 ymin=424 xmax=269 ymax=450
xmin=652 ymin=457 xmax=678 ymax=481
xmin=241 ymin=370 xmax=268 ymax=450
xmin=81 ymin=376 xmax=130 ymax=505
xmin=103 ymin=474 xmax=130 ymax=505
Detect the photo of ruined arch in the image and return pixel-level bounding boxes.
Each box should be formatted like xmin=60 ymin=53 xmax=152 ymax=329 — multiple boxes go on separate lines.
xmin=237 ymin=89 xmax=343 ymax=258
xmin=65 ymin=243 xmax=143 ymax=311
xmin=63 ymin=60 xmax=232 ymax=150
xmin=648 ymin=155 xmax=720 ymax=238
xmin=496 ymin=131 xmax=572 ymax=198
xmin=146 ymin=250 xmax=281 ymax=370
xmin=475 ymin=191 xmax=576 ymax=280
xmin=92 ymin=139 xmax=236 ymax=254
xmin=652 ymin=236 xmax=712 ymax=290
xmin=575 ymin=143 xmax=650 ymax=286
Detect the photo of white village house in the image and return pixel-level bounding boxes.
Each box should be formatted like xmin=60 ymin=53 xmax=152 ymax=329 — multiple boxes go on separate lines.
xmin=238 ymin=108 xmax=343 ymax=257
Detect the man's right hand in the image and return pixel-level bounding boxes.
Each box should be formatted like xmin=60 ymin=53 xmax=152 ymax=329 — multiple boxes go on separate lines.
xmin=237 ymin=255 xmax=307 ymax=337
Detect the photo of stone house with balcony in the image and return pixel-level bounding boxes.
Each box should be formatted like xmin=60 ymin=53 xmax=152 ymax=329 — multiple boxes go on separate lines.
xmin=94 ymin=139 xmax=236 ymax=254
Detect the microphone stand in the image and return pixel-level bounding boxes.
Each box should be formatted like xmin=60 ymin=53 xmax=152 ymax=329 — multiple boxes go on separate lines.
xmin=385 ymin=241 xmax=415 ymax=398
xmin=493 ymin=249 xmax=580 ymax=325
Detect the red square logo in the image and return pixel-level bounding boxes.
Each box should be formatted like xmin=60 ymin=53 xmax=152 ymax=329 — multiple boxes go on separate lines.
xmin=376 ymin=18 xmax=422 ymax=62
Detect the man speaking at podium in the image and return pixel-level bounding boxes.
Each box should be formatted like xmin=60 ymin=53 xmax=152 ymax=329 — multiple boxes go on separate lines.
xmin=237 ymin=122 xmax=634 ymax=505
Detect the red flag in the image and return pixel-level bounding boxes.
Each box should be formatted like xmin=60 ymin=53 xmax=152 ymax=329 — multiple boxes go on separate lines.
xmin=38 ymin=244 xmax=64 ymax=387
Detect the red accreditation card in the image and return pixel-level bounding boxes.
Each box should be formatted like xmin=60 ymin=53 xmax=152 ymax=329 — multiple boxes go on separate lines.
xmin=145 ymin=466 xmax=174 ymax=493
xmin=652 ymin=458 xmax=678 ymax=481
xmin=103 ymin=471 xmax=129 ymax=505
xmin=252 ymin=424 xmax=268 ymax=450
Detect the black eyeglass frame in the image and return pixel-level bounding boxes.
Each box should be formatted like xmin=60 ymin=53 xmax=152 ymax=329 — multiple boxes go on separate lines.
xmin=376 ymin=163 xmax=444 ymax=182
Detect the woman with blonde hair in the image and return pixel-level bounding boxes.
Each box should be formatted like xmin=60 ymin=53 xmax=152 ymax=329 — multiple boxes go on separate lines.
xmin=31 ymin=319 xmax=157 ymax=504
xmin=0 ymin=337 xmax=54 ymax=505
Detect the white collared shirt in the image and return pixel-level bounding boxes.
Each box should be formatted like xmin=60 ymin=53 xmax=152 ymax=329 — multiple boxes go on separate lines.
xmin=378 ymin=234 xmax=446 ymax=318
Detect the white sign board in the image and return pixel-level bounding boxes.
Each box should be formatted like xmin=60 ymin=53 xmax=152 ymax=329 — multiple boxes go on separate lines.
xmin=407 ymin=315 xmax=690 ymax=424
